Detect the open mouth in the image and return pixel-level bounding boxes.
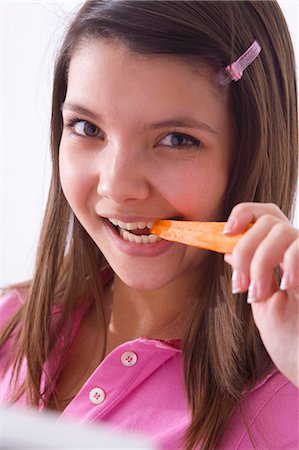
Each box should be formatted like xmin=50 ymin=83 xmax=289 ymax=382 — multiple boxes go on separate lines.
xmin=108 ymin=218 xmax=161 ymax=244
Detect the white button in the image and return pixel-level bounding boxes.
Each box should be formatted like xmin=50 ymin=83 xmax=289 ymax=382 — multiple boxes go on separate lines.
xmin=89 ymin=387 xmax=105 ymax=404
xmin=121 ymin=351 xmax=138 ymax=367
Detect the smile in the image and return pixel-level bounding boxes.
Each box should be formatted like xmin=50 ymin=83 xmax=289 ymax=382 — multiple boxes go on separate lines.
xmin=108 ymin=218 xmax=161 ymax=244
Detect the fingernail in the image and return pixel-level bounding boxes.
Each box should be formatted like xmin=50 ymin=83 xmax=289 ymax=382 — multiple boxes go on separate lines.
xmin=232 ymin=270 xmax=243 ymax=294
xmin=223 ymin=218 xmax=235 ymax=234
xmin=247 ymin=280 xmax=257 ymax=304
xmin=280 ymin=273 xmax=289 ymax=291
xmin=224 ymin=253 xmax=233 ymax=265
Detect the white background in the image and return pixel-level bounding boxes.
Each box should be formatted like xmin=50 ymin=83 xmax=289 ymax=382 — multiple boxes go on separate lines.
xmin=1 ymin=1 xmax=298 ymax=286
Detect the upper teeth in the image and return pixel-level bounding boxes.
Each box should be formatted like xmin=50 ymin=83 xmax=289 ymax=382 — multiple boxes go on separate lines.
xmin=108 ymin=218 xmax=154 ymax=231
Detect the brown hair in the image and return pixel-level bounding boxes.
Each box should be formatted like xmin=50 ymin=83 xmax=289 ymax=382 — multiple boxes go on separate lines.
xmin=1 ymin=1 xmax=297 ymax=448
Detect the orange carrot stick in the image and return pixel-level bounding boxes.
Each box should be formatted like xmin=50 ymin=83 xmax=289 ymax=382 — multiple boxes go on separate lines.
xmin=150 ymin=220 xmax=252 ymax=254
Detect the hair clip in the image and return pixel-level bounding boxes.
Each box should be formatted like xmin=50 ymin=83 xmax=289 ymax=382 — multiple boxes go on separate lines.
xmin=216 ymin=40 xmax=262 ymax=86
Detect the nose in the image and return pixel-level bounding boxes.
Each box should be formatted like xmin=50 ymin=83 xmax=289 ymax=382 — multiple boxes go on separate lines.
xmin=97 ymin=143 xmax=151 ymax=204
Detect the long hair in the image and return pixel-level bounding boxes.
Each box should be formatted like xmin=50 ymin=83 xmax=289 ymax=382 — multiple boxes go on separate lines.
xmin=1 ymin=1 xmax=297 ymax=448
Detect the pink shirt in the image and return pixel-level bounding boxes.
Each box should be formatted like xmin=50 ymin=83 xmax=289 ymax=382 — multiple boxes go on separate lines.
xmin=1 ymin=289 xmax=298 ymax=449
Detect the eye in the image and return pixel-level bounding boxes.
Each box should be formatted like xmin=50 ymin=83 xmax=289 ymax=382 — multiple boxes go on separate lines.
xmin=64 ymin=117 xmax=104 ymax=138
xmin=76 ymin=121 xmax=99 ymax=137
xmin=158 ymin=132 xmax=201 ymax=149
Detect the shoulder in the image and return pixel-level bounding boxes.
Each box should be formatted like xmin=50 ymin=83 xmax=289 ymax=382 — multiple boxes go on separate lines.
xmin=0 ymin=289 xmax=27 ymax=331
xmin=244 ymin=370 xmax=298 ymax=420
xmin=246 ymin=369 xmax=298 ymax=411
xmin=220 ymin=370 xmax=299 ymax=449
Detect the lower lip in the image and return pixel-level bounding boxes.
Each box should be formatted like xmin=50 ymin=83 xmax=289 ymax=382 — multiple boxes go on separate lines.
xmin=102 ymin=218 xmax=173 ymax=257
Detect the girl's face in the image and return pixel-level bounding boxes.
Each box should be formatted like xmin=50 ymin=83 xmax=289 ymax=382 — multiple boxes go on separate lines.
xmin=59 ymin=40 xmax=236 ymax=290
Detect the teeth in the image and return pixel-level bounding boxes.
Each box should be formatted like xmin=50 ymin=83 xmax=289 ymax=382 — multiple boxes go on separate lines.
xmin=109 ymin=218 xmax=119 ymax=226
xmin=119 ymin=229 xmax=161 ymax=244
xmin=108 ymin=218 xmax=154 ymax=231
xmin=108 ymin=218 xmax=160 ymax=244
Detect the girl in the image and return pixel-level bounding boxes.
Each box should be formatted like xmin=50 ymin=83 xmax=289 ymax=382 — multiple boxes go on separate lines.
xmin=1 ymin=1 xmax=298 ymax=449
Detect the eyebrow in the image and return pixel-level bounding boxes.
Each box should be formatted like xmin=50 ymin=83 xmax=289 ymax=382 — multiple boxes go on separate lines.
xmin=146 ymin=118 xmax=218 ymax=135
xmin=61 ymin=102 xmax=218 ymax=135
xmin=61 ymin=102 xmax=99 ymax=121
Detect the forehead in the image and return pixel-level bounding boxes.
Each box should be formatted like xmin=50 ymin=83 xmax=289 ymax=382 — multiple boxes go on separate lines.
xmin=65 ymin=39 xmax=232 ymax=137
xmin=68 ymin=38 xmax=227 ymax=101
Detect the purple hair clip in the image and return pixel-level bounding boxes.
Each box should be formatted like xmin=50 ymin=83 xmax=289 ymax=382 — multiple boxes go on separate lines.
xmin=216 ymin=40 xmax=262 ymax=86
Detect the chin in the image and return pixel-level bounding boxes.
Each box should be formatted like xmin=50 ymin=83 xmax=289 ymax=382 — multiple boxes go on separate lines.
xmin=113 ymin=268 xmax=175 ymax=291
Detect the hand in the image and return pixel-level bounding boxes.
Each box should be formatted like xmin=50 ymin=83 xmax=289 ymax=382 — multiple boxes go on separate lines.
xmin=223 ymin=202 xmax=299 ymax=388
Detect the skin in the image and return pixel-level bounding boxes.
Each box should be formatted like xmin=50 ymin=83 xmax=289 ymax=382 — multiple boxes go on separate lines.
xmin=224 ymin=203 xmax=299 ymax=387
xmin=59 ymin=39 xmax=298 ymax=388
xmin=59 ymin=39 xmax=235 ymax=342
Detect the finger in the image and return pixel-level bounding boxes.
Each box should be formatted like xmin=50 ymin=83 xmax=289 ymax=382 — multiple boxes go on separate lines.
xmin=280 ymin=235 xmax=299 ymax=291
xmin=224 ymin=202 xmax=288 ymax=235
xmin=247 ymin=222 xmax=298 ymax=302
xmin=230 ymin=215 xmax=282 ymax=294
xmin=248 ymin=271 xmax=279 ymax=304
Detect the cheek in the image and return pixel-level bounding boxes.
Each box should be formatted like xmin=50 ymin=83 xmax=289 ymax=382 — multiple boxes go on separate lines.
xmin=154 ymin=159 xmax=229 ymax=219
xmin=59 ymin=145 xmax=95 ymax=212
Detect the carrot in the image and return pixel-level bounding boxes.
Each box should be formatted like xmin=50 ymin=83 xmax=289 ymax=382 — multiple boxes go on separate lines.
xmin=150 ymin=220 xmax=252 ymax=254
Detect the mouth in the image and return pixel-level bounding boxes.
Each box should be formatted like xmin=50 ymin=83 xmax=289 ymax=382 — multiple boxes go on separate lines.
xmin=108 ymin=218 xmax=160 ymax=244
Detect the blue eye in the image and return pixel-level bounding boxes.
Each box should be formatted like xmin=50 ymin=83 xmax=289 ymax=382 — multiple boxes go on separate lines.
xmin=64 ymin=117 xmax=103 ymax=138
xmin=159 ymin=132 xmax=201 ymax=149
xmin=77 ymin=121 xmax=99 ymax=137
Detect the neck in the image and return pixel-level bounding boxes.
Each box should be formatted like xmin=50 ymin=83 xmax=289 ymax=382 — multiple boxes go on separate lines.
xmin=105 ymin=271 xmax=200 ymax=346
